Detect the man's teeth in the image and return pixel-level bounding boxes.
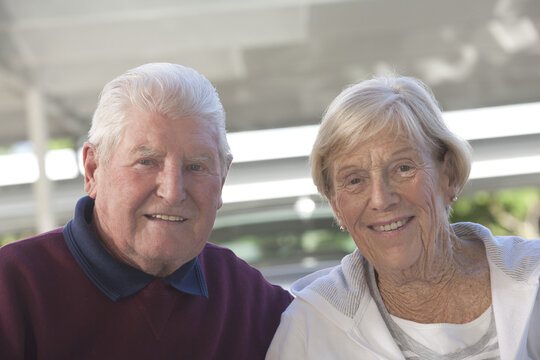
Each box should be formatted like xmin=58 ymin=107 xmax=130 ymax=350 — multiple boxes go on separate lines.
xmin=150 ymin=214 xmax=185 ymax=222
xmin=372 ymin=218 xmax=408 ymax=232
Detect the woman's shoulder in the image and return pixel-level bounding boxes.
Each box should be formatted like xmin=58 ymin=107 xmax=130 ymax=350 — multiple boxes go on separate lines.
xmin=291 ymin=251 xmax=367 ymax=291
xmin=290 ymin=250 xmax=372 ymax=318
xmin=453 ymin=222 xmax=540 ymax=282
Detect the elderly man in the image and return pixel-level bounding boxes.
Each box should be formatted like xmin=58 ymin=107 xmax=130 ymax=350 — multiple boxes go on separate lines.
xmin=0 ymin=63 xmax=293 ymax=359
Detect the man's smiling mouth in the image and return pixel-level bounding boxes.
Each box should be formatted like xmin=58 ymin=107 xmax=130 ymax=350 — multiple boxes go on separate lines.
xmin=370 ymin=217 xmax=413 ymax=232
xmin=145 ymin=214 xmax=186 ymax=222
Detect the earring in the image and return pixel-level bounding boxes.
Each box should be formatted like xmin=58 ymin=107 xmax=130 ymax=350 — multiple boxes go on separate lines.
xmin=339 ymin=225 xmax=346 ymax=232
xmin=451 ymin=195 xmax=458 ymax=202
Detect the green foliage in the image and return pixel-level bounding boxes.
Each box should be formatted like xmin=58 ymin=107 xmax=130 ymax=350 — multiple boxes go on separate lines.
xmin=2 ymin=188 xmax=538 ymax=265
xmin=224 ymin=235 xmax=263 ymax=263
xmin=212 ymin=223 xmax=355 ymax=267
xmin=48 ymin=138 xmax=76 ymax=150
xmin=0 ymin=234 xmax=18 ymax=247
xmin=0 ymin=231 xmax=34 ymax=248
xmin=221 ymin=187 xmax=540 ymax=266
xmin=450 ymin=187 xmax=540 ymax=238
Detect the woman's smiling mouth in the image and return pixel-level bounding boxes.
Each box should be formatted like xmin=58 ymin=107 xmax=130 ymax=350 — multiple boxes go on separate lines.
xmin=369 ymin=217 xmax=413 ymax=232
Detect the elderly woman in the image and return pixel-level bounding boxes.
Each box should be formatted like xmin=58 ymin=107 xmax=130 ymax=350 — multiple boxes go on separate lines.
xmin=266 ymin=76 xmax=540 ymax=359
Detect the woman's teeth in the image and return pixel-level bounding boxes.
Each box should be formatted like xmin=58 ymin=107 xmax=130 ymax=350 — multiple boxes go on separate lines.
xmin=372 ymin=218 xmax=409 ymax=232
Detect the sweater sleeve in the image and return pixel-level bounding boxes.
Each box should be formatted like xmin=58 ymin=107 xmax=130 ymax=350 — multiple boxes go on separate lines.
xmin=0 ymin=243 xmax=35 ymax=360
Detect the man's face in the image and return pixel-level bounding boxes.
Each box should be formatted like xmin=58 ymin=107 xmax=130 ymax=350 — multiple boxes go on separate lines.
xmin=84 ymin=110 xmax=226 ymax=276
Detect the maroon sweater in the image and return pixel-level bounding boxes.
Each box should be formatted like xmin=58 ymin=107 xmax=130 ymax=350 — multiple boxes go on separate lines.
xmin=0 ymin=215 xmax=292 ymax=359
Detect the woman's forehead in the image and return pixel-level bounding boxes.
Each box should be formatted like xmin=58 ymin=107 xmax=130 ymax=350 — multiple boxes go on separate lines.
xmin=336 ymin=136 xmax=418 ymax=162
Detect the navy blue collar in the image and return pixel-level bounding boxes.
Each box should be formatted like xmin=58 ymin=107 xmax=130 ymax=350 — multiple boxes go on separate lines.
xmin=63 ymin=196 xmax=208 ymax=301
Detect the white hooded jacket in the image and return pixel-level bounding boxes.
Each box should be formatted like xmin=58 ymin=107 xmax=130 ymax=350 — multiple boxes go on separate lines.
xmin=266 ymin=223 xmax=540 ymax=359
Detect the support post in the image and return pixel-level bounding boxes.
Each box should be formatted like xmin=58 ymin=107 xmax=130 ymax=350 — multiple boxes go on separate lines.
xmin=26 ymin=87 xmax=55 ymax=233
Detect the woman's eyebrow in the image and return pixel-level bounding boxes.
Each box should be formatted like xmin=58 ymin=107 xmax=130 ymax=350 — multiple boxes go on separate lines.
xmin=334 ymin=146 xmax=419 ymax=175
xmin=335 ymin=164 xmax=363 ymax=177
xmin=391 ymin=146 xmax=417 ymax=157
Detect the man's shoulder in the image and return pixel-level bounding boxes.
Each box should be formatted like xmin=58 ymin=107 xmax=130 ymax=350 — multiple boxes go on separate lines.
xmin=199 ymin=242 xmax=260 ymax=274
xmin=201 ymin=241 xmax=236 ymax=254
xmin=0 ymin=227 xmax=65 ymax=257
xmin=0 ymin=227 xmax=70 ymax=283
xmin=199 ymin=242 xmax=292 ymax=299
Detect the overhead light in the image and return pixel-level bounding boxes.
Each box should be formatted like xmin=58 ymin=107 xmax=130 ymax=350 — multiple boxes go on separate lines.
xmin=221 ymin=153 xmax=540 ymax=204
xmin=0 ymin=153 xmax=39 ymax=186
xmin=228 ymin=125 xmax=319 ymax=163
xmin=228 ymin=102 xmax=540 ymax=163
xmin=444 ymin=102 xmax=540 ymax=140
xmin=45 ymin=149 xmax=79 ymax=180
xmin=294 ymin=197 xmax=316 ymax=219
xmin=1 ymin=102 xmax=539 ymax=190
xmin=222 ymin=178 xmax=317 ymax=203
xmin=469 ymin=155 xmax=540 ymax=179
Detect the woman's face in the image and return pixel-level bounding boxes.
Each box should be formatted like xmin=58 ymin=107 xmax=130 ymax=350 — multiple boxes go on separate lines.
xmin=327 ymin=133 xmax=455 ymax=275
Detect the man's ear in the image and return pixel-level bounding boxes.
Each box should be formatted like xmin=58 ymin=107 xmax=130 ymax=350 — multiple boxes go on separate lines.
xmin=83 ymin=143 xmax=99 ymax=199
xmin=221 ymin=155 xmax=233 ymax=187
xmin=216 ymin=155 xmax=233 ymax=210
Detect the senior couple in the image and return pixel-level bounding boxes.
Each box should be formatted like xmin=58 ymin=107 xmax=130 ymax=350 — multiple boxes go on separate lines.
xmin=1 ymin=63 xmax=538 ymax=359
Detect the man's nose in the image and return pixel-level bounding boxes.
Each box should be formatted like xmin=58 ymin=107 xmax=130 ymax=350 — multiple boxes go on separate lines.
xmin=156 ymin=165 xmax=187 ymax=203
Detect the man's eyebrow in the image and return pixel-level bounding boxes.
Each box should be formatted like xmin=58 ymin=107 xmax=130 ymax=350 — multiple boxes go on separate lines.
xmin=187 ymin=153 xmax=214 ymax=162
xmin=132 ymin=145 xmax=164 ymax=157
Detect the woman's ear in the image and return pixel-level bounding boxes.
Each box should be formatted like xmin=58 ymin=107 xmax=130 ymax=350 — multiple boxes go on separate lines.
xmin=324 ymin=185 xmax=339 ymax=217
xmin=326 ymin=188 xmax=345 ymax=230
xmin=442 ymin=151 xmax=458 ymax=201
xmin=323 ymin=184 xmax=332 ymax=201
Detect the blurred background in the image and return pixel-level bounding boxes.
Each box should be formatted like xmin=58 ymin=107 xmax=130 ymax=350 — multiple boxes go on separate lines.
xmin=1 ymin=0 xmax=539 ymax=288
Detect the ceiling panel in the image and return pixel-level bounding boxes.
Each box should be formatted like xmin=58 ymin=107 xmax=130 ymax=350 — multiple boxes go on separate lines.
xmin=0 ymin=0 xmax=538 ymax=144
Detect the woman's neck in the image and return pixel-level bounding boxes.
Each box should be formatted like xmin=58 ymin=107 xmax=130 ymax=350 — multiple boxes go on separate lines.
xmin=376 ymin=233 xmax=492 ymax=324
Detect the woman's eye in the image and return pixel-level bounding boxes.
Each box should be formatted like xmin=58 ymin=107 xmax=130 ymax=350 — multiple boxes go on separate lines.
xmin=340 ymin=175 xmax=366 ymax=192
xmin=398 ymin=165 xmax=412 ymax=172
xmin=343 ymin=176 xmax=364 ymax=188
xmin=395 ymin=163 xmax=417 ymax=178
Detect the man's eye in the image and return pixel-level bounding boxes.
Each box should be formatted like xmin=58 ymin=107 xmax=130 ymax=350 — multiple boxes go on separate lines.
xmin=139 ymin=159 xmax=153 ymax=165
xmin=350 ymin=177 xmax=362 ymax=185
xmin=189 ymin=164 xmax=203 ymax=171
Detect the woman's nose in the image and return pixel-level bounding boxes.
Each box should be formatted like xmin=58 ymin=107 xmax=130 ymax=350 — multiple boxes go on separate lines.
xmin=369 ymin=176 xmax=397 ymax=211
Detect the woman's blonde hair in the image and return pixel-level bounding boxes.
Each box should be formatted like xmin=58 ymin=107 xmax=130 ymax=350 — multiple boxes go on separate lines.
xmin=310 ymin=75 xmax=472 ymax=199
